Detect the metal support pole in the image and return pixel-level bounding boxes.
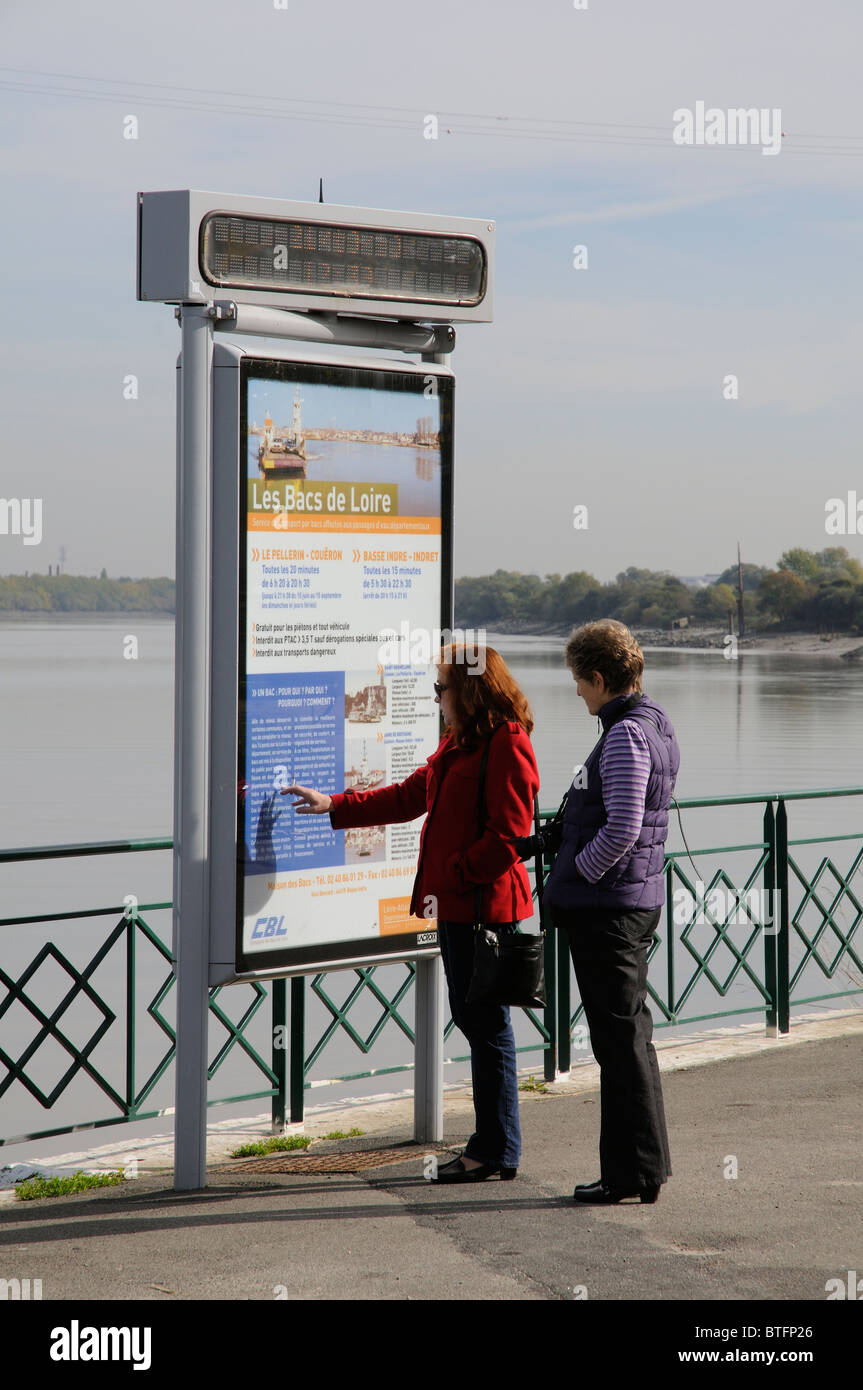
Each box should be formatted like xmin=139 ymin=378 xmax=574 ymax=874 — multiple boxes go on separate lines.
xmin=412 ymin=344 xmax=451 ymax=1144
xmin=413 ymin=955 xmax=444 ymax=1143
xmin=173 ymin=304 xmax=214 ymax=1191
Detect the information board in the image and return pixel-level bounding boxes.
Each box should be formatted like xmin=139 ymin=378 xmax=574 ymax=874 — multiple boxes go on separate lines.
xmin=209 ymin=346 xmax=454 ymax=979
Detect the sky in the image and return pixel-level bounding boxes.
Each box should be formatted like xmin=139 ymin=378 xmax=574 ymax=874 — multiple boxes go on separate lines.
xmin=1 ymin=0 xmax=861 ymax=584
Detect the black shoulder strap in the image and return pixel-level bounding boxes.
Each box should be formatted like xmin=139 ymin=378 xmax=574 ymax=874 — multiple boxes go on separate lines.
xmin=474 ymin=733 xmax=492 ymax=927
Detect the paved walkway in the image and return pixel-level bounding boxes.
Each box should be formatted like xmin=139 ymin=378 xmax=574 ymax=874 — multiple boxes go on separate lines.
xmin=1 ymin=1013 xmax=860 ymax=1302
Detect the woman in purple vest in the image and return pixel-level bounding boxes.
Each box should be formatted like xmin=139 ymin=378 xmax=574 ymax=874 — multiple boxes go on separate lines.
xmin=543 ymin=620 xmax=680 ymax=1204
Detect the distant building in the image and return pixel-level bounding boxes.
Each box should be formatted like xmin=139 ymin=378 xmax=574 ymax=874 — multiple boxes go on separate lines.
xmin=678 ymin=574 xmax=722 ymax=589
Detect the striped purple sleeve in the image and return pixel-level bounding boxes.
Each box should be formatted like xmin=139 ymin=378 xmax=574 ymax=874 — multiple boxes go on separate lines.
xmin=575 ymin=720 xmax=651 ymax=882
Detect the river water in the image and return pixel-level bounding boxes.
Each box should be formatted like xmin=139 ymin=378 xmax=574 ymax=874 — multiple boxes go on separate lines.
xmin=1 ymin=617 xmax=861 ymax=1158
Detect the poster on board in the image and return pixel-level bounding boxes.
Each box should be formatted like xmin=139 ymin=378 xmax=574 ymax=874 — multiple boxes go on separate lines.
xmin=236 ymin=357 xmax=453 ymax=972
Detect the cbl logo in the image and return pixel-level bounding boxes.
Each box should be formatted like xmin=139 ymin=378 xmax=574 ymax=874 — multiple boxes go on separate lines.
xmin=251 ymin=916 xmax=288 ymax=939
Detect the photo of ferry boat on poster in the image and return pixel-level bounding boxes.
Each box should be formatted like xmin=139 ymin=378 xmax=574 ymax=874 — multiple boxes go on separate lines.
xmin=238 ymin=361 xmax=450 ymax=966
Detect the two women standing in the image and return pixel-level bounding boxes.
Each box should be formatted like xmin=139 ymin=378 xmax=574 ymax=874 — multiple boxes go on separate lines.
xmin=288 ymin=619 xmax=679 ymax=1201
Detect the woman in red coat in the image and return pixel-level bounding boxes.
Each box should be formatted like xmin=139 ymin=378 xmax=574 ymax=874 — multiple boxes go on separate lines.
xmin=287 ymin=643 xmax=539 ymax=1182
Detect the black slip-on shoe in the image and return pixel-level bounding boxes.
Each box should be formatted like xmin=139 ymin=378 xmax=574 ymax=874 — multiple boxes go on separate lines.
xmin=572 ymin=1178 xmax=660 ymax=1205
xmin=432 ymin=1156 xmax=518 ymax=1183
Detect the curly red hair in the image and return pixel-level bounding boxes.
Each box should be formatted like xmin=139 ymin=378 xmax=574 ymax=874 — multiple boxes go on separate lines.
xmin=436 ymin=644 xmax=534 ymax=750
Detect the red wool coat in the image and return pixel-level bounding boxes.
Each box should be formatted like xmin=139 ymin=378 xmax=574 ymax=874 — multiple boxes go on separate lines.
xmin=329 ymin=720 xmax=540 ymax=923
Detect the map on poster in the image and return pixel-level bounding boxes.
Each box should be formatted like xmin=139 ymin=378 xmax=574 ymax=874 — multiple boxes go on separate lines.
xmin=238 ymin=361 xmax=448 ymax=962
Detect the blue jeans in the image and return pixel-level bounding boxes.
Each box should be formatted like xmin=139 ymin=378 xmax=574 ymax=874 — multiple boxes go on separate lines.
xmin=436 ymin=921 xmax=522 ymax=1169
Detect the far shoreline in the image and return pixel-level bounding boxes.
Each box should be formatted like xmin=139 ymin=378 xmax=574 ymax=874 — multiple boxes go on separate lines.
xmin=484 ymin=625 xmax=863 ymax=661
xmin=1 ymin=612 xmax=861 ymax=661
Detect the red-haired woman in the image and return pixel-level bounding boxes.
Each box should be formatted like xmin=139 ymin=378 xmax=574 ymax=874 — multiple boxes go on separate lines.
xmin=287 ymin=644 xmax=539 ymax=1182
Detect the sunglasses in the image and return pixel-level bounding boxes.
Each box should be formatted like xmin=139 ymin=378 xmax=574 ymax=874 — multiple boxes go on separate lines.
xmin=433 ymin=682 xmax=449 ymax=696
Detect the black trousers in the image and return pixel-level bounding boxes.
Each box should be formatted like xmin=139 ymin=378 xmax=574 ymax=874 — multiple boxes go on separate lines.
xmin=551 ymin=902 xmax=672 ymax=1189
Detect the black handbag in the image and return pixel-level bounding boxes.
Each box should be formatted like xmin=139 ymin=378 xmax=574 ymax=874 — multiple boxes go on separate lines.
xmin=465 ymin=731 xmax=547 ymax=1008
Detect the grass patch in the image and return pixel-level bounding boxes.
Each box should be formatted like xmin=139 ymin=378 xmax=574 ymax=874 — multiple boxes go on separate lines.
xmin=320 ymin=1128 xmax=364 ymax=1141
xmin=15 ymin=1169 xmax=127 ymax=1201
xmin=519 ymin=1075 xmax=550 ymax=1094
xmin=229 ymin=1135 xmax=312 ymax=1158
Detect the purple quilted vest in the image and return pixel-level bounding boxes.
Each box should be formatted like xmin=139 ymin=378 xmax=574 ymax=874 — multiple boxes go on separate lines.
xmin=545 ymin=692 xmax=680 ymax=911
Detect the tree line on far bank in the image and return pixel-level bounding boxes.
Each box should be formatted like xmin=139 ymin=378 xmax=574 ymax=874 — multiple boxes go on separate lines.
xmin=454 ymin=548 xmax=863 ymax=634
xmin=2 ymin=546 xmax=861 ymax=631
xmin=0 ymin=574 xmax=174 ymax=612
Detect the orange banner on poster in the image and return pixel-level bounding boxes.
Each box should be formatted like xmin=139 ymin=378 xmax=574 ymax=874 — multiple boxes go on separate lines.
xmin=379 ymin=897 xmax=428 ymax=936
xmin=248 ymin=514 xmax=441 ymax=535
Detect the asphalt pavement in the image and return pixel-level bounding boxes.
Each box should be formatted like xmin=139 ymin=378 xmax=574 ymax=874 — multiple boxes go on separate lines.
xmin=1 ymin=1017 xmax=860 ymax=1303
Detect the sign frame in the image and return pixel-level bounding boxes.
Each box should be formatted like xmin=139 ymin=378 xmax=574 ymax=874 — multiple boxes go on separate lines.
xmin=208 ymin=339 xmax=455 ymax=985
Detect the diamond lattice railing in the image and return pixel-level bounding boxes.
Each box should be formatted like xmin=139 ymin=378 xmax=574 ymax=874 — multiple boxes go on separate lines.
xmin=672 ymin=859 xmax=774 ymax=1014
xmin=0 ymin=904 xmax=280 ymax=1146
xmin=3 ymin=793 xmax=862 ymax=1142
xmin=0 ymin=939 xmax=118 ymax=1110
xmin=307 ymin=963 xmax=418 ymax=1069
xmin=787 ymin=849 xmax=863 ymax=991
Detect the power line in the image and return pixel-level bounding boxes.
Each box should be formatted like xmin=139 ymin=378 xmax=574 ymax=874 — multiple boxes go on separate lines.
xmin=1 ymin=66 xmax=861 ymax=156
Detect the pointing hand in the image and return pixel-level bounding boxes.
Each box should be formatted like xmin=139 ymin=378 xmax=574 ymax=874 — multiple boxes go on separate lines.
xmin=284 ymin=785 xmax=333 ymax=814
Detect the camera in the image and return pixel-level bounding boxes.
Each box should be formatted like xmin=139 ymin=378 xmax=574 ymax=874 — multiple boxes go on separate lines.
xmin=513 ymin=817 xmax=564 ymax=863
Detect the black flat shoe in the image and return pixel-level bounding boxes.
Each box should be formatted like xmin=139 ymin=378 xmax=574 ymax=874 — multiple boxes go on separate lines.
xmin=432 ymin=1156 xmax=518 ymax=1183
xmin=573 ymin=1178 xmax=660 ymax=1205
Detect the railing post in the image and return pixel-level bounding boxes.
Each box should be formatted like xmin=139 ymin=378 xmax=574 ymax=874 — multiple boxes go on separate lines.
xmin=289 ymin=975 xmax=306 ymax=1124
xmin=763 ymin=801 xmax=778 ymax=1035
xmin=271 ymin=978 xmax=287 ymax=1133
xmin=126 ymin=912 xmax=136 ymax=1121
xmin=776 ymin=799 xmax=791 ymax=1034
xmin=542 ymin=929 xmax=558 ymax=1081
xmin=665 ymin=861 xmax=675 ymax=1023
xmin=556 ymin=930 xmax=571 ymax=1076
xmin=542 ymin=839 xmax=558 ymax=1081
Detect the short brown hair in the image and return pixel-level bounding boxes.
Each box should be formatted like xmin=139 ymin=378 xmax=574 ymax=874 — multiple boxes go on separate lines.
xmin=564 ymin=620 xmax=644 ymax=693
xmin=437 ymin=643 xmax=534 ymax=750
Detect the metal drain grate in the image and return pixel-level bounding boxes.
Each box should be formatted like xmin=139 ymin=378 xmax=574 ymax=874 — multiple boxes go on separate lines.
xmin=219 ymin=1145 xmax=456 ymax=1174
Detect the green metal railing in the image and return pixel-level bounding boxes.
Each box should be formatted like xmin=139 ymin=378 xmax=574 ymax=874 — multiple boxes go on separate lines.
xmin=1 ymin=788 xmax=861 ymax=1145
